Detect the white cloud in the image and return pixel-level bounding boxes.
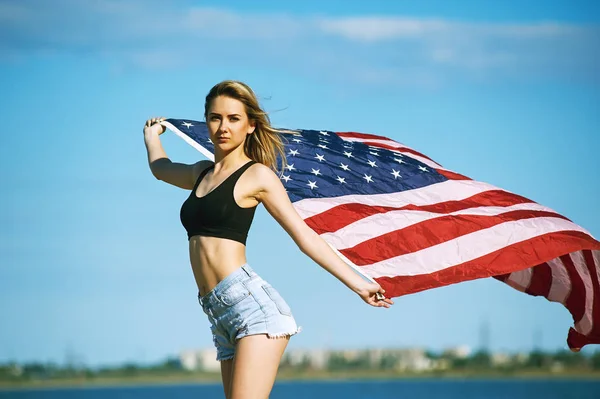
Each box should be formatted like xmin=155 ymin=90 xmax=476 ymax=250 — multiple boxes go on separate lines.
xmin=317 ymin=17 xmax=450 ymax=41
xmin=0 ymin=1 xmax=597 ymax=87
xmin=317 ymin=17 xmax=582 ymax=42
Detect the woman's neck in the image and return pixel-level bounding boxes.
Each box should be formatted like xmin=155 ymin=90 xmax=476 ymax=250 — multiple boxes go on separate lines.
xmin=213 ymin=149 xmax=252 ymax=173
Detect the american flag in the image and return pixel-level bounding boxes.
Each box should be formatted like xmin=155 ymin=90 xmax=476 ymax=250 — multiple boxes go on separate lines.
xmin=163 ymin=118 xmax=600 ymax=352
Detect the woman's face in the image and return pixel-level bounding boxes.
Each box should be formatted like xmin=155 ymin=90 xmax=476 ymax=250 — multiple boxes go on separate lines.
xmin=206 ymin=95 xmax=255 ymax=152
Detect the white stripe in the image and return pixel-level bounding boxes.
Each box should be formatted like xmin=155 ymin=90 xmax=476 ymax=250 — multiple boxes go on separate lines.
xmin=162 ymin=121 xmax=215 ymax=162
xmin=294 ymin=179 xmax=505 ymax=219
xmin=594 ymin=250 xmax=600 ymax=297
xmin=547 ymin=257 xmax=571 ymax=305
xmin=359 ymin=217 xmax=593 ymax=278
xmin=341 ymin=137 xmax=408 ymax=148
xmin=506 ymin=268 xmax=533 ymax=292
xmin=342 ymin=137 xmax=445 ymax=169
xmin=327 ymin=243 xmax=377 ymax=284
xmin=570 ymin=251 xmax=594 ymax=335
xmin=321 ymin=202 xmax=560 ymax=249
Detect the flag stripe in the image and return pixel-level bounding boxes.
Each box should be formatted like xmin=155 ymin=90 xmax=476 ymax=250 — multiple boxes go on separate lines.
xmin=359 ymin=219 xmax=597 ymax=277
xmin=571 ymin=251 xmax=595 ymax=335
xmin=506 ymin=268 xmax=534 ymax=292
xmin=525 ymin=262 xmax=553 ymax=298
xmin=309 ymin=189 xmax=546 ymax=236
xmin=435 ymin=169 xmax=471 ymax=181
xmin=547 ymin=257 xmax=572 ymax=304
xmin=336 ymin=132 xmax=436 ymax=164
xmin=294 ymin=179 xmax=507 ymax=219
xmin=561 ymin=254 xmax=587 ymax=329
xmin=585 ymin=250 xmax=600 ymax=338
xmin=374 ymin=231 xmax=600 ymax=297
xmin=355 ymin=140 xmax=446 ymax=171
xmin=321 ymin=203 xmax=564 ymax=249
xmin=342 ymin=211 xmax=572 ymax=266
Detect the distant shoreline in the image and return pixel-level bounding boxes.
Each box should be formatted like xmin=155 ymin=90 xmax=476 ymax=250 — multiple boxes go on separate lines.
xmin=1 ymin=370 xmax=599 ymax=391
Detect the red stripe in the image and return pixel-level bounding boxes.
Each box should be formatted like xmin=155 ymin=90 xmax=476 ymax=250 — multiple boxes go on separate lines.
xmin=582 ymin=250 xmax=600 ymax=337
xmin=493 ymin=273 xmax=510 ymax=283
xmin=561 ymin=254 xmax=586 ymax=326
xmin=337 ymin=131 xmax=401 ymax=142
xmin=436 ymin=169 xmax=471 ymax=181
xmin=356 ymin=140 xmax=438 ymax=164
xmin=342 ymin=210 xmax=570 ymax=265
xmin=524 ymin=263 xmax=553 ymax=298
xmin=375 ymin=231 xmax=600 ymax=298
xmin=306 ymin=189 xmax=537 ymax=234
xmin=337 ymin=131 xmax=471 ymax=180
xmin=336 ymin=131 xmax=438 ymax=164
xmin=566 ymin=250 xmax=600 ymax=351
xmin=567 ymin=327 xmax=600 ymax=352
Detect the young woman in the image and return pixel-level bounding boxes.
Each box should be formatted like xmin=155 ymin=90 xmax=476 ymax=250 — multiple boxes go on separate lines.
xmin=143 ymin=80 xmax=394 ymax=399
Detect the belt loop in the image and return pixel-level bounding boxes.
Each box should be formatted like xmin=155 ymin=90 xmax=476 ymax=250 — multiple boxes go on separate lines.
xmin=242 ymin=264 xmax=252 ymax=277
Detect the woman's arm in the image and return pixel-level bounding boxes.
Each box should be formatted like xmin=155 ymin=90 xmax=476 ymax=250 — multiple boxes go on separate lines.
xmin=143 ymin=117 xmax=210 ymax=189
xmin=253 ymin=165 xmax=394 ymax=308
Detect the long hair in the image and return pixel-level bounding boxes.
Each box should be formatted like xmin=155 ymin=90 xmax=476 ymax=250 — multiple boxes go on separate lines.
xmin=204 ymin=80 xmax=287 ymax=173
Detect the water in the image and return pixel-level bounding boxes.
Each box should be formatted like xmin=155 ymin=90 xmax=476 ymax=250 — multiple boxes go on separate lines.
xmin=1 ymin=379 xmax=598 ymax=399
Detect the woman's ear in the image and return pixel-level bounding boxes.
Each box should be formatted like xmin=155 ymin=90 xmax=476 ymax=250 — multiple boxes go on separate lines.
xmin=248 ymin=120 xmax=256 ymax=135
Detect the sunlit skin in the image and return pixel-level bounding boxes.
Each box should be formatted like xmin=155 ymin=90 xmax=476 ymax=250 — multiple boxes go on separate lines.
xmin=144 ymin=94 xmax=393 ymax=398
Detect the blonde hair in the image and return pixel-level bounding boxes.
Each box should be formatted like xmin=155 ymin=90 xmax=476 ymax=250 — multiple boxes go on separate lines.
xmin=204 ymin=80 xmax=287 ymax=173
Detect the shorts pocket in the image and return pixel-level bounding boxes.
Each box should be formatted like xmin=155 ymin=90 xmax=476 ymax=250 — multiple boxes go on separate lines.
xmin=219 ymin=282 xmax=251 ymax=307
xmin=262 ymin=285 xmax=292 ymax=316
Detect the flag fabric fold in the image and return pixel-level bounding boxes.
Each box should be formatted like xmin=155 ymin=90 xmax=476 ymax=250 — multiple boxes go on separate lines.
xmin=163 ymin=118 xmax=600 ymax=351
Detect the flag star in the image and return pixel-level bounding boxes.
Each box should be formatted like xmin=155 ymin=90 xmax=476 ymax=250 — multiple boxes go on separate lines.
xmin=311 ymin=168 xmax=322 ymax=176
xmin=292 ymin=138 xmax=302 ymax=143
xmin=319 ymin=131 xmax=329 ymax=136
xmin=281 ymin=174 xmax=291 ymax=182
xmin=391 ymin=169 xmax=402 ymax=179
xmin=182 ymin=122 xmax=193 ymax=128
xmin=336 ymin=176 xmax=346 ymax=184
xmin=285 ymin=163 xmax=296 ymax=171
xmin=367 ymin=160 xmax=378 ymax=168
xmin=340 ymin=162 xmax=350 ymax=171
xmin=318 ymin=144 xmax=328 ymax=149
xmin=206 ymin=138 xmax=213 ymax=143
xmin=369 ymin=151 xmax=380 ymax=156
xmin=307 ymin=180 xmax=318 ymax=189
xmin=363 ymin=174 xmax=374 ymax=183
xmin=288 ymin=149 xmax=299 ymax=156
xmin=315 ymin=154 xmax=325 ymax=162
xmin=394 ymin=158 xmax=405 ymax=164
xmin=418 ymin=165 xmax=428 ymax=172
xmin=344 ymin=151 xmax=354 ymax=158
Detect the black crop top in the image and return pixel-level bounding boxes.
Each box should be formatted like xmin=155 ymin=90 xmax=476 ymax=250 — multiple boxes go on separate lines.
xmin=180 ymin=160 xmax=257 ymax=244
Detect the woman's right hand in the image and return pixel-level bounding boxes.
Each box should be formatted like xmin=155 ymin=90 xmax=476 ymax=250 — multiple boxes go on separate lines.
xmin=144 ymin=117 xmax=166 ymax=136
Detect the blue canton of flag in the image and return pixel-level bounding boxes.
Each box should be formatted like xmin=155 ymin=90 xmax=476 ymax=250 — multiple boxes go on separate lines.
xmin=163 ymin=118 xmax=447 ymax=203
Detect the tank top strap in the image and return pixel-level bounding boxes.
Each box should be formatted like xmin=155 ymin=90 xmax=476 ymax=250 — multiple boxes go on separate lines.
xmin=193 ymin=163 xmax=215 ymax=190
xmin=223 ymin=160 xmax=257 ymax=187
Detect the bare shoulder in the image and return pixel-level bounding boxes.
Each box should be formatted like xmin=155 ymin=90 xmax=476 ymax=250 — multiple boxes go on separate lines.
xmin=192 ymin=160 xmax=214 ymax=180
xmin=246 ymin=162 xmax=281 ymax=190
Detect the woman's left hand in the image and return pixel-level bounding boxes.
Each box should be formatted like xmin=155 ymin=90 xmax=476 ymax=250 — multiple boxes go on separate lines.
xmin=355 ymin=282 xmax=394 ymax=308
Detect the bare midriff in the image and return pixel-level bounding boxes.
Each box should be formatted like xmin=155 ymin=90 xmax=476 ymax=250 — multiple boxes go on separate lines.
xmin=188 ymin=235 xmax=248 ymax=296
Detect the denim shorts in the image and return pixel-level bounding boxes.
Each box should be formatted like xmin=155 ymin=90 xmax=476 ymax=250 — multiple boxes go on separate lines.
xmin=198 ymin=264 xmax=301 ymax=361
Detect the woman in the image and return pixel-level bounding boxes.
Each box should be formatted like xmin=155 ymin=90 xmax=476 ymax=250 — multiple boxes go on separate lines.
xmin=143 ymin=80 xmax=394 ymax=399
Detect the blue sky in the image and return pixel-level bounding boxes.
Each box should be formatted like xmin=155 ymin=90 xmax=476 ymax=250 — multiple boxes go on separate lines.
xmin=1 ymin=0 xmax=599 ymax=367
